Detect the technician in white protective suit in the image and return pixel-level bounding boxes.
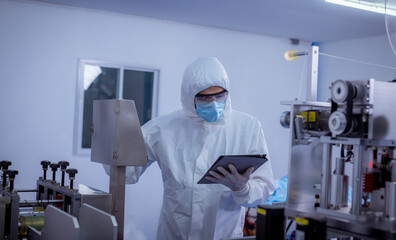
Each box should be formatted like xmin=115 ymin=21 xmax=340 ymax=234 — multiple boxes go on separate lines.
xmin=126 ymin=57 xmax=274 ymax=240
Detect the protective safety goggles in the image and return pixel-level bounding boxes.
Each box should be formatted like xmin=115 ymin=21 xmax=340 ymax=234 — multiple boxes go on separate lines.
xmin=195 ymin=90 xmax=228 ymax=104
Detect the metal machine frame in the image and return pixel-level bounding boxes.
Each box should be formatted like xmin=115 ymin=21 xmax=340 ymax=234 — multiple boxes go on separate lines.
xmin=280 ymin=46 xmax=396 ymax=239
xmin=283 ymin=103 xmax=396 ymax=239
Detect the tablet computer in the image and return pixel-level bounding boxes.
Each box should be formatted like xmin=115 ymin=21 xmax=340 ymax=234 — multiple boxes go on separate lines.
xmin=197 ymin=154 xmax=267 ymax=184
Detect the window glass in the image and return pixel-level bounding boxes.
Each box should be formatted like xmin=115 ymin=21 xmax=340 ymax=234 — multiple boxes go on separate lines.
xmin=82 ymin=66 xmax=119 ymax=148
xmin=76 ymin=61 xmax=158 ymax=154
xmin=122 ymin=69 xmax=154 ymax=126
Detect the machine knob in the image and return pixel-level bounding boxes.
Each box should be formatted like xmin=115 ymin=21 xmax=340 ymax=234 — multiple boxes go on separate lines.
xmin=5 ymin=170 xmax=18 ymax=191
xmin=0 ymin=161 xmax=11 ymax=171
xmin=66 ymin=168 xmax=78 ymax=179
xmin=50 ymin=163 xmax=60 ymax=182
xmin=40 ymin=161 xmax=51 ymax=180
xmin=58 ymin=161 xmax=69 ymax=187
xmin=5 ymin=170 xmax=18 ymax=179
xmin=1 ymin=161 xmax=11 ymax=188
xmin=66 ymin=168 xmax=78 ymax=190
xmin=58 ymin=161 xmax=69 ymax=171
xmin=41 ymin=160 xmax=51 ymax=170
xmin=50 ymin=163 xmax=60 ymax=171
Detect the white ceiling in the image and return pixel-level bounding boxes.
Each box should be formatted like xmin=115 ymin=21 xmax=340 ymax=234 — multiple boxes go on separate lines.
xmin=31 ymin=0 xmax=387 ymax=43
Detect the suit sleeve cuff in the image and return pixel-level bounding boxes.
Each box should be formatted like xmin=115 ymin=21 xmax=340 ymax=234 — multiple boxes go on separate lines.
xmin=232 ymin=183 xmax=250 ymax=205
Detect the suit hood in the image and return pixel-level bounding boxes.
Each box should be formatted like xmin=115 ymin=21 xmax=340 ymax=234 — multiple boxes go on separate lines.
xmin=180 ymin=57 xmax=232 ymax=119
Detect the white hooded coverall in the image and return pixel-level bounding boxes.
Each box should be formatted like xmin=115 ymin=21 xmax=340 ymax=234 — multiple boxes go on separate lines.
xmin=125 ymin=57 xmax=274 ymax=240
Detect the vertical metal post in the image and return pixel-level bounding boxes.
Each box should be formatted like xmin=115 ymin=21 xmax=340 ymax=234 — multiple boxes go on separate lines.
xmin=286 ymin=106 xmax=297 ymax=204
xmin=306 ymin=45 xmax=319 ymax=101
xmin=321 ymin=142 xmax=332 ymax=209
xmin=0 ymin=200 xmax=5 ymax=238
xmin=110 ymin=166 xmax=126 ymax=240
xmin=118 ymin=68 xmax=124 ymax=99
xmin=11 ymin=195 xmax=19 ymax=239
xmin=351 ymin=145 xmax=362 ymax=215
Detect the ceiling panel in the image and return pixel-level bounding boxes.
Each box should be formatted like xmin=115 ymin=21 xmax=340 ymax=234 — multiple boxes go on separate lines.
xmin=30 ymin=0 xmax=387 ymax=42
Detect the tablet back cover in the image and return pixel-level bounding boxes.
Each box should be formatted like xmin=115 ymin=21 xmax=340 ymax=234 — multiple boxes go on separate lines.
xmin=197 ymin=154 xmax=267 ymax=184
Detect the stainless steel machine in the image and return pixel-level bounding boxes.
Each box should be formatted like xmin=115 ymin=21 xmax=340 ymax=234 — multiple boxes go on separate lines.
xmin=91 ymin=99 xmax=148 ymax=240
xmin=281 ymin=78 xmax=396 ymax=239
xmin=0 ymin=160 xmax=115 ymax=240
xmin=0 ymin=99 xmax=147 ymax=240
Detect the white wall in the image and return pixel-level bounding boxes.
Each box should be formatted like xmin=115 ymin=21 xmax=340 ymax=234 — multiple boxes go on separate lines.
xmin=318 ymin=34 xmax=396 ymax=101
xmin=0 ymin=0 xmax=311 ymax=239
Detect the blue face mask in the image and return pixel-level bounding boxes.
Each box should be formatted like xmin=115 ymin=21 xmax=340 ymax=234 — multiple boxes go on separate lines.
xmin=195 ymin=99 xmax=226 ymax=122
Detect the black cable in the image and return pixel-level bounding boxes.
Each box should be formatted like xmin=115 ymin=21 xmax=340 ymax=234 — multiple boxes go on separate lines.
xmin=345 ymin=151 xmax=354 ymax=163
xmin=341 ymin=145 xmax=345 ymax=158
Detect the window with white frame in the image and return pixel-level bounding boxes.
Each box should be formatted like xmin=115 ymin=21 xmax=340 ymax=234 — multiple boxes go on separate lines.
xmin=75 ymin=60 xmax=159 ymax=155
